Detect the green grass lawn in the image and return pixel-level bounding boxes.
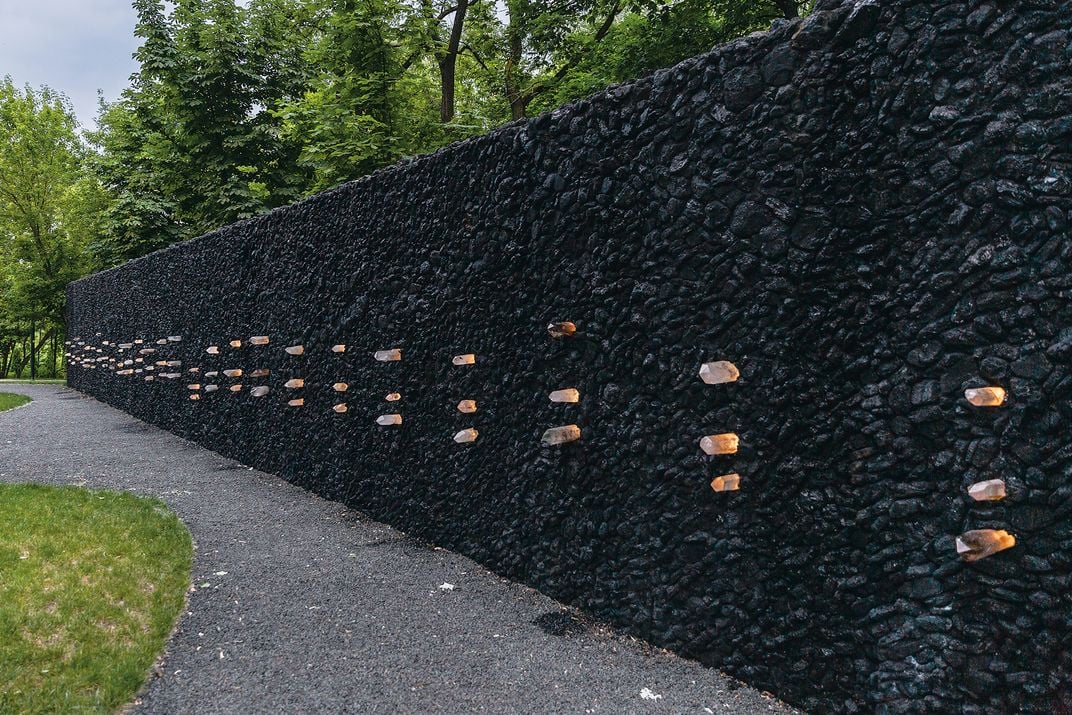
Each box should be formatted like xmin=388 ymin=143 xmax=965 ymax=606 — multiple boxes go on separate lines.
xmin=0 ymin=485 xmax=193 ymax=714
xmin=0 ymin=393 xmax=32 ymax=412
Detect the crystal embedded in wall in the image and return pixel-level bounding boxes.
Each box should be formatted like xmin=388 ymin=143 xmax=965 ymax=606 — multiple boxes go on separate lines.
xmin=968 ymin=479 xmax=1006 ymax=501
xmin=699 ymin=361 xmax=740 ymax=385
xmin=700 ymin=433 xmax=739 ymax=455
xmin=547 ymin=321 xmax=577 ymax=339
xmin=288 ymin=398 xmax=305 ymax=407
xmin=374 ymin=349 xmax=402 ymax=362
xmin=549 ymin=388 xmax=580 ymax=403
xmin=333 ymin=383 xmax=348 ymax=392
xmin=454 ymin=428 xmax=479 ymax=444
xmin=385 ymin=392 xmax=401 ymax=402
xmin=711 ymin=473 xmax=741 ymax=492
xmin=377 ymin=414 xmax=402 ymax=426
xmin=250 ymin=336 xmax=270 ymax=345
xmin=956 ymin=529 xmax=1016 ymax=561
xmin=284 ymin=378 xmax=305 ymax=388
xmin=333 ymin=403 xmax=348 ymax=413
xmin=452 ymin=354 xmax=476 ymax=366
xmin=285 ymin=345 xmax=305 ymax=356
xmin=457 ymin=399 xmax=477 ymax=413
xmin=542 ymin=424 xmax=580 ymax=445
xmin=965 ymin=386 xmax=1006 ymax=407
xmin=251 ymin=386 xmax=270 ymax=397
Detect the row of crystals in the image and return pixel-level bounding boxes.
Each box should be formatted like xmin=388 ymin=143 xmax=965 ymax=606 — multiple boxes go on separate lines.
xmin=69 ymin=335 xmax=1018 ymax=558
xmin=698 ymin=361 xmax=741 ymax=493
xmin=957 ymin=385 xmax=1014 ymax=563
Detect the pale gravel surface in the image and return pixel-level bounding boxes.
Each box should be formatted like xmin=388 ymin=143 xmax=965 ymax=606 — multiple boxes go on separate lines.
xmin=0 ymin=385 xmax=801 ymax=714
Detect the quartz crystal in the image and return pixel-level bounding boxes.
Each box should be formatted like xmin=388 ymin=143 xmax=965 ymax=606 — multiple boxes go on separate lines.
xmin=119 ymin=343 xmax=133 ymax=349
xmin=965 ymin=386 xmax=1006 ymax=407
xmin=374 ymin=348 xmax=402 ymax=362
xmin=333 ymin=403 xmax=348 ymax=413
xmin=205 ymin=371 xmax=218 ymax=378
xmin=229 ymin=384 xmax=242 ymax=392
xmin=333 ymin=383 xmax=348 ymax=392
xmin=549 ymin=388 xmax=580 ymax=403
xmin=251 ymin=386 xmax=270 ymax=397
xmin=187 ymin=384 xmax=201 ymax=390
xmin=156 ymin=338 xmax=168 ymax=345
xmin=206 ymin=346 xmax=220 ymax=354
xmin=229 ymin=340 xmax=242 ymax=348
xmin=203 ymin=385 xmax=219 ymax=392
xmin=454 ymin=428 xmax=479 ymax=444
xmin=547 ymin=321 xmax=576 ymax=338
xmin=332 ymin=344 xmax=346 ymax=353
xmin=288 ymin=398 xmax=304 ymax=407
xmin=700 ymin=433 xmax=739 ymax=455
xmin=956 ymin=529 xmax=1015 ymax=562
xmin=223 ymin=369 xmax=243 ymax=378
xmin=710 ymin=473 xmax=741 ymax=492
xmin=377 ymin=414 xmax=403 ymax=426
xmin=285 ymin=345 xmax=304 ymax=356
xmin=967 ymin=479 xmax=1006 ymax=501
xmin=452 ymin=353 xmax=476 ymax=366
xmin=250 ymin=336 xmax=270 ymax=345
xmin=250 ymin=368 xmax=269 ymax=378
xmin=699 ymin=361 xmax=740 ymax=385
xmin=457 ymin=399 xmax=477 ymax=413
xmin=542 ymin=424 xmax=581 ymax=445
xmin=168 ymin=336 xmax=182 ymax=342
xmin=189 ymin=394 xmax=200 ymax=400
xmin=284 ymin=378 xmax=305 ymax=388
xmin=385 ymin=392 xmax=401 ymax=402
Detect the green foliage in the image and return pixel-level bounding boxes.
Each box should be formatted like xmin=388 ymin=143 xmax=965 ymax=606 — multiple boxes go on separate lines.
xmin=0 ymin=79 xmax=100 ymax=378
xmin=0 ymin=484 xmax=192 ymax=713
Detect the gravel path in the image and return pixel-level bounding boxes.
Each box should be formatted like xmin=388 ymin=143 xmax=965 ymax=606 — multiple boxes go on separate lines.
xmin=0 ymin=385 xmax=798 ymax=714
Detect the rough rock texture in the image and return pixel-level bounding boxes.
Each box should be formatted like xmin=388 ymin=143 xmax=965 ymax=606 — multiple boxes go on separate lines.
xmin=66 ymin=0 xmax=1072 ymax=711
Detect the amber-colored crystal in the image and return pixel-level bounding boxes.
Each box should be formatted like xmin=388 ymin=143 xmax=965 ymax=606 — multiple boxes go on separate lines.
xmin=956 ymin=529 xmax=1015 ymax=562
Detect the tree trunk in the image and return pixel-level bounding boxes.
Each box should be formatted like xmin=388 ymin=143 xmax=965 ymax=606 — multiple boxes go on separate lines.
xmin=504 ymin=11 xmax=526 ymax=120
xmin=773 ymin=0 xmax=800 ymax=18
xmin=438 ymin=0 xmax=470 ymax=123
xmin=15 ymin=327 xmax=54 ymax=378
xmin=30 ymin=316 xmax=36 ymax=381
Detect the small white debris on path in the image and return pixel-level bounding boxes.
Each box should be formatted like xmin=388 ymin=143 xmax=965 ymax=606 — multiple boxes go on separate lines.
xmin=438 ymin=583 xmax=455 ymax=591
xmin=640 ymin=688 xmax=662 ymax=701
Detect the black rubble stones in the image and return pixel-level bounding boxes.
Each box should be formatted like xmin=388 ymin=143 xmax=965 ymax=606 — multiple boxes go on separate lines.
xmin=66 ymin=1 xmax=1072 ymax=712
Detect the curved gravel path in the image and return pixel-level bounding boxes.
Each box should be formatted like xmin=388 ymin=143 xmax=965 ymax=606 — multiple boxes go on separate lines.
xmin=0 ymin=385 xmax=798 ymax=714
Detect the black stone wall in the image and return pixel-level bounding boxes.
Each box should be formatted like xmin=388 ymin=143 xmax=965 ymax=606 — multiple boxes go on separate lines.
xmin=66 ymin=0 xmax=1072 ymax=710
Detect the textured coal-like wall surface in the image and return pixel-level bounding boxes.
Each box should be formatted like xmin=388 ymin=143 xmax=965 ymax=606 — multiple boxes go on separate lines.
xmin=67 ymin=0 xmax=1072 ymax=710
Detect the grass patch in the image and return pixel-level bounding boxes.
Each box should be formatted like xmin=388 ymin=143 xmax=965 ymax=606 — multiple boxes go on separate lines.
xmin=0 ymin=393 xmax=31 ymax=413
xmin=0 ymin=380 xmax=64 ymax=385
xmin=0 ymin=485 xmax=192 ymax=714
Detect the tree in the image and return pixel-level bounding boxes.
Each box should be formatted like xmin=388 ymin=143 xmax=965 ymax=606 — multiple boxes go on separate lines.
xmin=91 ymin=0 xmax=316 ymax=263
xmin=0 ymin=78 xmax=98 ymax=377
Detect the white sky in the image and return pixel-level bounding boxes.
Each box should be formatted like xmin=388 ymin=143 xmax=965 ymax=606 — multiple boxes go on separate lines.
xmin=0 ymin=0 xmax=141 ymax=129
